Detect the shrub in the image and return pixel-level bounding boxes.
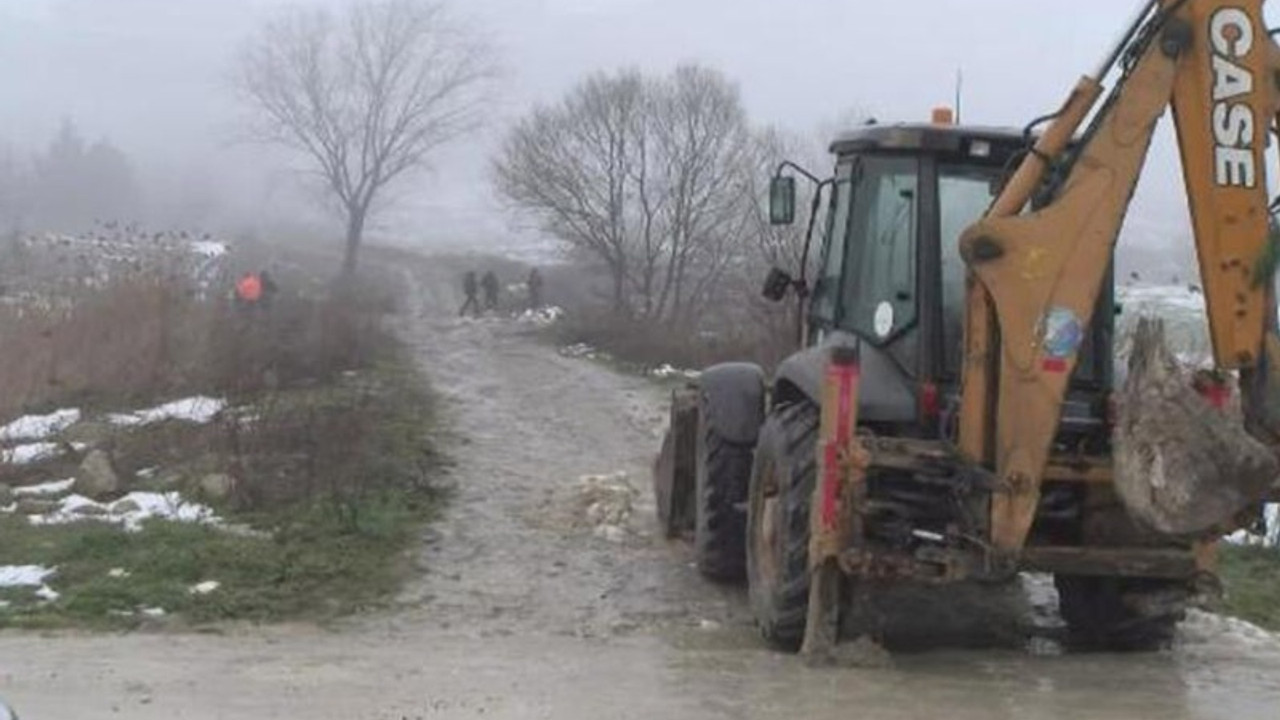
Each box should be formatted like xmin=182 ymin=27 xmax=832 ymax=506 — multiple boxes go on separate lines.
xmin=0 ymin=267 xmax=400 ymax=419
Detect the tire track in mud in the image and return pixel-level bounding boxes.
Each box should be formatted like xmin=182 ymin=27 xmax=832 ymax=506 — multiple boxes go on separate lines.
xmin=383 ymin=258 xmax=750 ymax=639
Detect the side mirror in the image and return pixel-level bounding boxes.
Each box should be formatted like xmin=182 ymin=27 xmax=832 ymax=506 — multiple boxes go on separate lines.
xmin=762 ymin=267 xmax=793 ymax=302
xmin=769 ymin=176 xmax=796 ymax=225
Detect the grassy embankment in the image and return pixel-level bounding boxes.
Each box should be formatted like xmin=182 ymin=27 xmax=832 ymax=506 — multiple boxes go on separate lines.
xmin=1216 ymin=544 xmax=1280 ymax=631
xmin=0 ymin=255 xmax=446 ymax=629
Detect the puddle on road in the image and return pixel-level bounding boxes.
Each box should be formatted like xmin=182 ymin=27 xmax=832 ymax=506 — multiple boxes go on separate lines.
xmin=645 ymin=576 xmax=1280 ymax=720
xmin=645 ymin=628 xmax=1280 ymax=720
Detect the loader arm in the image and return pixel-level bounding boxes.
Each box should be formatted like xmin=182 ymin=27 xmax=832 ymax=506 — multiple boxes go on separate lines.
xmin=956 ymin=0 xmax=1280 ymax=552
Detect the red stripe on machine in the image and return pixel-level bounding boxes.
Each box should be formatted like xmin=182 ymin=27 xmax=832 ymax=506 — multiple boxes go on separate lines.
xmin=820 ymin=361 xmax=859 ymax=530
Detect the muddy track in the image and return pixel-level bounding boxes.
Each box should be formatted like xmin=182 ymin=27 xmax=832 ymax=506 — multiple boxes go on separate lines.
xmin=2 ymin=253 xmax=1280 ymax=719
xmin=385 ymin=256 xmax=746 ymax=640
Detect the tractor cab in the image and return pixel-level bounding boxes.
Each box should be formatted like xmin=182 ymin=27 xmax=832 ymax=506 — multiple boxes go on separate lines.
xmin=768 ymin=120 xmax=1113 ymax=438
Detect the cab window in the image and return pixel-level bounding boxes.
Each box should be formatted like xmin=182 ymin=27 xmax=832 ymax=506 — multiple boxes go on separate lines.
xmin=938 ymin=164 xmax=1000 ymax=374
xmin=843 ymin=155 xmax=918 ymax=343
xmin=809 ymin=162 xmax=852 ymax=326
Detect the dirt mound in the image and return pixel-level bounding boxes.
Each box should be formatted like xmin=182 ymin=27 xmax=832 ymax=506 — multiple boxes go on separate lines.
xmin=574 ymin=471 xmax=639 ymax=542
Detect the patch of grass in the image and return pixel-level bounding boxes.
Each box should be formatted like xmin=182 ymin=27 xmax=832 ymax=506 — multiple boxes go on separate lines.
xmin=0 ymin=352 xmax=446 ymax=630
xmin=1216 ymin=544 xmax=1280 ymax=631
xmin=0 ymin=497 xmax=434 ymax=630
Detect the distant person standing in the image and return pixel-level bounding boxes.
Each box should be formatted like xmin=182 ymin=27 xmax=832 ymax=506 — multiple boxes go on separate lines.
xmin=526 ymin=267 xmax=544 ymax=309
xmin=235 ymin=270 xmax=262 ymax=310
xmin=258 ymin=269 xmax=279 ymax=310
xmin=481 ymin=270 xmax=500 ymax=311
xmin=459 ymin=270 xmax=480 ymax=317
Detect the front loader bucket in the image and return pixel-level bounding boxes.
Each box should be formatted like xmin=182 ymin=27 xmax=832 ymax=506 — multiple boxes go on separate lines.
xmin=1113 ymin=317 xmax=1278 ymax=538
xmin=653 ymin=387 xmax=698 ymax=538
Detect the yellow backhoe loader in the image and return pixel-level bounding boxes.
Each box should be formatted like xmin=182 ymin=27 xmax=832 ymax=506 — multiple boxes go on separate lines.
xmin=653 ymin=0 xmax=1280 ymax=655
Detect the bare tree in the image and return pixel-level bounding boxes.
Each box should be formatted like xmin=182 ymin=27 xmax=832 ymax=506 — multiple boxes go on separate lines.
xmin=234 ymin=0 xmax=493 ymax=275
xmin=0 ymin=144 xmax=30 ymax=237
xmin=28 ymin=120 xmax=142 ymax=232
xmin=649 ymin=65 xmax=753 ymax=326
xmin=494 ymin=64 xmax=753 ymax=324
xmin=734 ymin=126 xmax=825 ymax=360
xmin=493 ymin=70 xmax=648 ymax=314
xmin=744 ymin=127 xmax=824 ymax=281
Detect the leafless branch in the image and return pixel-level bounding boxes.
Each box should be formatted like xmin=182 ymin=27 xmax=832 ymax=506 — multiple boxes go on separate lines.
xmin=234 ymin=0 xmax=495 ymax=274
xmin=493 ymin=64 xmax=756 ymax=324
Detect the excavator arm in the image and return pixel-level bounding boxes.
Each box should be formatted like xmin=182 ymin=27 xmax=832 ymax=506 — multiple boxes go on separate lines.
xmin=957 ymin=0 xmax=1280 ymax=552
xmin=1170 ymin=0 xmax=1277 ymax=370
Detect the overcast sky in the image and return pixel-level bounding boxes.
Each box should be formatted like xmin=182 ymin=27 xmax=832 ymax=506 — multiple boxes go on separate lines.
xmin=0 ymin=0 xmax=1269 ymax=255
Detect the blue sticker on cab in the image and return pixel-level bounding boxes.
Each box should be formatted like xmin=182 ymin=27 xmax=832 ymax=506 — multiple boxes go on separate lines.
xmin=1043 ymin=306 xmax=1083 ymax=359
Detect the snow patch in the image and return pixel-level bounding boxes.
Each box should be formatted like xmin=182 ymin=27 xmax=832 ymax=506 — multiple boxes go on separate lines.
xmin=0 ymin=566 xmax=62 ymax=604
xmin=108 ymin=396 xmax=225 ymax=427
xmin=516 ymin=306 xmax=564 ymax=327
xmin=1223 ymin=505 xmax=1280 ymax=546
xmin=1182 ymin=609 xmax=1279 ymax=647
xmin=12 ymin=478 xmax=76 ymax=498
xmin=189 ymin=580 xmax=220 ymax=595
xmin=0 ymin=565 xmax=55 ymax=587
xmin=560 ymin=343 xmax=610 ymax=362
xmin=24 ymin=491 xmax=221 ymax=531
xmin=1115 ymin=283 xmax=1216 ymax=370
xmin=0 ymin=442 xmax=63 ymax=465
xmin=190 ymin=241 xmax=228 ymax=258
xmin=651 ymin=363 xmax=700 ymax=380
xmin=107 ymin=568 xmax=130 ymax=579
xmin=0 ymin=408 xmax=80 ymax=441
xmin=1117 ymin=284 xmax=1207 ymax=313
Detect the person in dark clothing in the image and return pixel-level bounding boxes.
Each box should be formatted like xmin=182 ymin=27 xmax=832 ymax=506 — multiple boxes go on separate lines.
xmin=481 ymin=270 xmax=500 ymax=311
xmin=258 ymin=269 xmax=279 ymax=310
xmin=459 ymin=270 xmax=480 ymax=317
xmin=526 ymin=267 xmax=544 ymax=309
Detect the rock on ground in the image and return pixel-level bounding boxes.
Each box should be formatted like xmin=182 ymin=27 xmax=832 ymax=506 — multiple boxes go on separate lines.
xmin=110 ymin=498 xmax=141 ymax=515
xmin=197 ymin=474 xmax=236 ymax=502
xmin=75 ymin=449 xmax=121 ymax=499
xmin=15 ymin=498 xmax=59 ymax=515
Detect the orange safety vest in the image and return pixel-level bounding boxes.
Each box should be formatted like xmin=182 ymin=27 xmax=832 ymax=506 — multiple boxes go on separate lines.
xmin=236 ymin=273 xmax=262 ymax=302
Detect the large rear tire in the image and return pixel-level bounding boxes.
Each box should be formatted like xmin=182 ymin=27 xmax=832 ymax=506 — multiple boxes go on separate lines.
xmin=1054 ymin=575 xmax=1188 ymax=651
xmin=746 ymin=401 xmax=819 ymax=650
xmin=693 ymin=392 xmax=755 ymax=582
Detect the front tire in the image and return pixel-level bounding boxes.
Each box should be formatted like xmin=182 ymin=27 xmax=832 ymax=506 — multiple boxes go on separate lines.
xmin=746 ymin=401 xmax=819 ymax=650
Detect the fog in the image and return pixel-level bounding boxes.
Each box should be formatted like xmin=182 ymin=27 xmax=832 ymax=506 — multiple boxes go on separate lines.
xmin=0 ymin=0 xmax=1266 ymax=268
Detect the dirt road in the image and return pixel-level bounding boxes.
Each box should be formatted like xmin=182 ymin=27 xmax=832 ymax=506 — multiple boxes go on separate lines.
xmin=4 ymin=255 xmax=1280 ymax=719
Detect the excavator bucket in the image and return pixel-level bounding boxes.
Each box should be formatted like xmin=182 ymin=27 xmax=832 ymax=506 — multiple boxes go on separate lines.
xmin=653 ymin=387 xmax=698 ymax=538
xmin=1113 ymin=317 xmax=1278 ymax=538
